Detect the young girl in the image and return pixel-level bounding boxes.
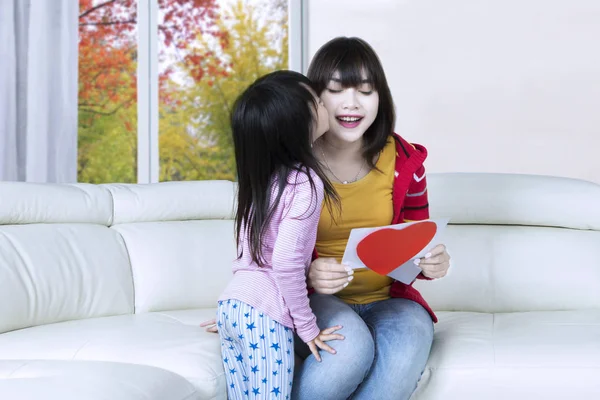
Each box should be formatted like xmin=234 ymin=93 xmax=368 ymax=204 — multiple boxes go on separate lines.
xmin=217 ymin=70 xmax=343 ymax=399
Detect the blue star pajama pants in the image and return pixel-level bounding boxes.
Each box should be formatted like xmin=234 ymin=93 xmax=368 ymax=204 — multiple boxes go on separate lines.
xmin=217 ymin=299 xmax=295 ymax=399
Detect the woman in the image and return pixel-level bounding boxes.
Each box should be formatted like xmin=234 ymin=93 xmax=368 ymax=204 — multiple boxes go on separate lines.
xmin=291 ymin=36 xmax=451 ymax=400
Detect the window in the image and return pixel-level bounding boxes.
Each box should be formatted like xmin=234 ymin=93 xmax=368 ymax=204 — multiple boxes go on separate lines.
xmin=78 ymin=0 xmax=139 ymax=183
xmin=78 ymin=0 xmax=295 ymax=184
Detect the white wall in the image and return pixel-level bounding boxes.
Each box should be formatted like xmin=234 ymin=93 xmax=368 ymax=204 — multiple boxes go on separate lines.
xmin=306 ymin=0 xmax=600 ymax=184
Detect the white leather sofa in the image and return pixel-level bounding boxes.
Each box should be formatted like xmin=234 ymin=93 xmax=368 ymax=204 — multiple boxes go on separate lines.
xmin=0 ymin=173 xmax=599 ymax=400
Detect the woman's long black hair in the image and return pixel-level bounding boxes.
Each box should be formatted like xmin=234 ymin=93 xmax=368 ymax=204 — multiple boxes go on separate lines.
xmin=307 ymin=37 xmax=396 ymax=170
xmin=231 ymin=70 xmax=338 ymax=266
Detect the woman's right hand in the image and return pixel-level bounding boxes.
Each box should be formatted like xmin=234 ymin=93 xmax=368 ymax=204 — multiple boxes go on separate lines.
xmin=307 ymin=257 xmax=354 ymax=295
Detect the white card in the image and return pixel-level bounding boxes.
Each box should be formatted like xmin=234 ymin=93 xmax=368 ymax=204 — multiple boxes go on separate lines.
xmin=341 ymin=218 xmax=449 ymax=285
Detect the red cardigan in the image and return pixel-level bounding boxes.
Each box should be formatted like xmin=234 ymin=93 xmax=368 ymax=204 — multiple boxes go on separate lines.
xmin=312 ymin=133 xmax=437 ymax=323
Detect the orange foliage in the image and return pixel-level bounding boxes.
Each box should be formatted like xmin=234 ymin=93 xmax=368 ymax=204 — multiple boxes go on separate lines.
xmin=78 ymin=0 xmax=221 ymax=116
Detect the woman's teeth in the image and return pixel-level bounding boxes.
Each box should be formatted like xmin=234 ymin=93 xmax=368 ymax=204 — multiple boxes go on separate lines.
xmin=337 ymin=116 xmax=361 ymax=122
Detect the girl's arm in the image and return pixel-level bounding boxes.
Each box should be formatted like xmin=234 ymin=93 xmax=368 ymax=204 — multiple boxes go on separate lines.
xmin=271 ymin=172 xmax=323 ymax=343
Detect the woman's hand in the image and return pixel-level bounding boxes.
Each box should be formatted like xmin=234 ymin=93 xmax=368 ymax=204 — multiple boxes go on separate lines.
xmin=200 ymin=318 xmax=218 ymax=333
xmin=306 ymin=325 xmax=345 ymax=362
xmin=307 ymin=257 xmax=354 ymax=295
xmin=416 ymin=244 xmax=451 ymax=279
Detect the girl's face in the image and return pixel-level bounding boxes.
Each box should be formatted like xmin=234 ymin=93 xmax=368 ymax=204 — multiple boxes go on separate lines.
xmin=311 ymin=93 xmax=330 ymax=144
xmin=320 ymin=70 xmax=380 ymax=144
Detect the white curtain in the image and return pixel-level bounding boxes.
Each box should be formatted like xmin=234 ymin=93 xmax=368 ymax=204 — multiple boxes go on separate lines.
xmin=0 ymin=0 xmax=78 ymax=182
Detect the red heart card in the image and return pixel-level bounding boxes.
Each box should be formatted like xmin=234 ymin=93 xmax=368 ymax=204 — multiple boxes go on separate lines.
xmin=356 ymin=221 xmax=437 ymax=276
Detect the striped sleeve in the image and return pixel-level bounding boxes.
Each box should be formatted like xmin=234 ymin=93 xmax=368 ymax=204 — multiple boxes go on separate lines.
xmin=403 ymin=164 xmax=429 ymax=222
xmin=270 ymin=172 xmax=322 ymax=343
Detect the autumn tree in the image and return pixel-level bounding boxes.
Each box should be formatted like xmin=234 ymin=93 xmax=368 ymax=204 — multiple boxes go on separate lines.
xmin=78 ymin=0 xmax=288 ymax=183
xmin=78 ymin=0 xmax=220 ymax=182
xmin=158 ymin=0 xmax=289 ymax=181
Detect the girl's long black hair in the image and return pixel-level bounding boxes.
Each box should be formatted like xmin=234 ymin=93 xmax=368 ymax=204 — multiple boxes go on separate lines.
xmin=231 ymin=70 xmax=338 ymax=266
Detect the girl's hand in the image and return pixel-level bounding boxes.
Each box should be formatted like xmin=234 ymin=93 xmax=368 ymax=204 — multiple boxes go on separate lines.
xmin=200 ymin=318 xmax=218 ymax=333
xmin=417 ymin=244 xmax=451 ymax=279
xmin=307 ymin=257 xmax=354 ymax=295
xmin=306 ymin=325 xmax=345 ymax=362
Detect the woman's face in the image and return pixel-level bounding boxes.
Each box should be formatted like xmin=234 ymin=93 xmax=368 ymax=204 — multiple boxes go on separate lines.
xmin=320 ymin=70 xmax=380 ymax=144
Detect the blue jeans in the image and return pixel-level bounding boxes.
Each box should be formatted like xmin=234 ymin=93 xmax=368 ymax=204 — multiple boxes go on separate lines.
xmin=293 ymin=294 xmax=433 ymax=400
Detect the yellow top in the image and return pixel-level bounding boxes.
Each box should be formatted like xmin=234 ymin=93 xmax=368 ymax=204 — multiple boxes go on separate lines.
xmin=316 ymin=137 xmax=396 ymax=304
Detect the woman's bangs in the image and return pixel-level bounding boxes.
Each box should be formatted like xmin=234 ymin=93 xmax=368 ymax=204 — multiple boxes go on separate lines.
xmin=335 ymin=52 xmax=380 ymax=90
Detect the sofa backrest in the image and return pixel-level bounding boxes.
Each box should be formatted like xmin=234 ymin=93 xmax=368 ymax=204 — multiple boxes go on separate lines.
xmin=0 ymin=180 xmax=236 ymax=334
xmin=2 ymin=174 xmax=599 ymax=334
xmin=104 ymin=181 xmax=236 ymax=314
xmin=415 ymin=173 xmax=600 ymax=313
xmin=0 ymin=183 xmax=133 ymax=334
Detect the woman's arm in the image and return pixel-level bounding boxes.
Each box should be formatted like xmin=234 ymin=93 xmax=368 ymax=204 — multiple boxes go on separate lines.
xmin=403 ymin=165 xmax=451 ymax=279
xmin=403 ymin=164 xmax=430 ymax=222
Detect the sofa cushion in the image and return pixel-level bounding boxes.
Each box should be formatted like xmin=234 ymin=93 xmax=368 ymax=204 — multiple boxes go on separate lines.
xmin=0 ymin=310 xmax=225 ymax=400
xmin=0 ymin=182 xmax=113 ymax=226
xmin=0 ymin=359 xmax=200 ymax=400
xmin=413 ymin=224 xmax=600 ymax=313
xmin=414 ymin=310 xmax=600 ymax=399
xmin=111 ymin=220 xmax=235 ymax=313
xmin=0 ymin=224 xmax=134 ymax=334
xmin=103 ymin=180 xmax=235 ymax=225
xmin=428 ymin=173 xmax=600 ymax=231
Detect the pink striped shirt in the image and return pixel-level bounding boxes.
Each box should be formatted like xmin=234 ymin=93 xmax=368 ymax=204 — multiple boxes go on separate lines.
xmin=219 ymin=169 xmax=323 ymax=343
